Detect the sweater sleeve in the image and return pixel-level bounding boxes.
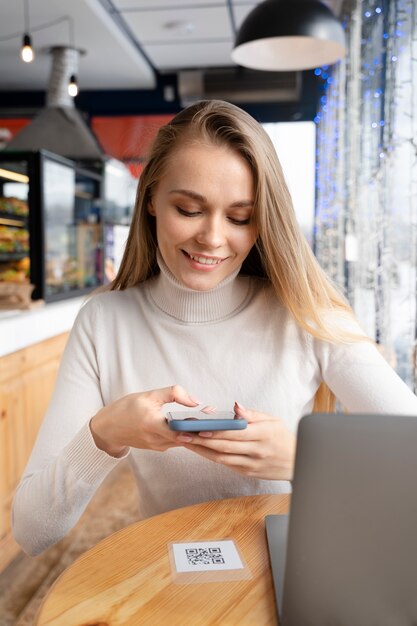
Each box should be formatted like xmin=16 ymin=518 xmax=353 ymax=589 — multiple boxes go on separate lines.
xmin=315 ymin=318 xmax=417 ymax=415
xmin=12 ymin=297 xmax=129 ymax=556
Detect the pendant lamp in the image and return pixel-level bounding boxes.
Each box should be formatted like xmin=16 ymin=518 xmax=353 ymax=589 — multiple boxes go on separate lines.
xmin=231 ymin=0 xmax=346 ymax=71
xmin=68 ymin=74 xmax=79 ymax=97
xmin=20 ymin=0 xmax=34 ymax=63
xmin=21 ymin=33 xmax=34 ymax=63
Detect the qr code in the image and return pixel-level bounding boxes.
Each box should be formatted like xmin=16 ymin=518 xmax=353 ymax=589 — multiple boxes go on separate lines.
xmin=185 ymin=547 xmax=225 ymax=566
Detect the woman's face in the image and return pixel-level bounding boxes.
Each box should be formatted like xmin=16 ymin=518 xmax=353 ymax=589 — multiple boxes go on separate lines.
xmin=148 ymin=141 xmax=258 ymax=291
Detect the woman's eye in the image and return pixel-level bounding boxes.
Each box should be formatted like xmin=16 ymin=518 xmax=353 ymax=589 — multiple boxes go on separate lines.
xmin=175 ymin=206 xmax=251 ymax=224
xmin=229 ymin=217 xmax=251 ymax=225
xmin=176 ymin=207 xmax=201 ymax=217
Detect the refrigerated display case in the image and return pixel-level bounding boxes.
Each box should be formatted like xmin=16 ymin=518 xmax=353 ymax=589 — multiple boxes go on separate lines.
xmin=102 ymin=158 xmax=136 ymax=284
xmin=0 ymin=150 xmax=103 ymax=303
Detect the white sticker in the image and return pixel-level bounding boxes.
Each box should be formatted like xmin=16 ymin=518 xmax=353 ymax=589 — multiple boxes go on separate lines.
xmin=172 ymin=540 xmax=244 ymax=573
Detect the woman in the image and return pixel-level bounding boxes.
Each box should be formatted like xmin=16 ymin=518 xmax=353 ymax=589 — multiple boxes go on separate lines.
xmin=12 ymin=100 xmax=417 ymax=556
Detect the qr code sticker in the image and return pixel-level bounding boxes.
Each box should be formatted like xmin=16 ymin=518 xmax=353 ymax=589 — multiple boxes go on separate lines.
xmin=186 ymin=547 xmax=225 ymax=566
xmin=172 ymin=540 xmax=244 ymax=572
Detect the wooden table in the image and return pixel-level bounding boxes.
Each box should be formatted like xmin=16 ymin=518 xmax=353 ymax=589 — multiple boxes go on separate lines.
xmin=36 ymin=493 xmax=290 ymax=626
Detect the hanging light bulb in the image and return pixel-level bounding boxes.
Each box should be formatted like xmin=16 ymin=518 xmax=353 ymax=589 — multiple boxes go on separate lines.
xmin=68 ymin=74 xmax=78 ymax=97
xmin=21 ymin=33 xmax=34 ymax=63
xmin=21 ymin=0 xmax=34 ymax=63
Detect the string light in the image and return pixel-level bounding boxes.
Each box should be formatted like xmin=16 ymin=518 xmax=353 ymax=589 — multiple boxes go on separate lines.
xmin=314 ymin=0 xmax=417 ymax=390
xmin=2 ymin=12 xmax=83 ymax=99
xmin=12 ymin=10 xmax=81 ymax=96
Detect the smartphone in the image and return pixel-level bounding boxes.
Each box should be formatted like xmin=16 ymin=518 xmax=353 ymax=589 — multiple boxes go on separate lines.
xmin=167 ymin=410 xmax=247 ymax=432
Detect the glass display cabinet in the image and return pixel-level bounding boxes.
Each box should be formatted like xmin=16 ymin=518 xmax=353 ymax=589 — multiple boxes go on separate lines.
xmin=0 ymin=150 xmax=103 ymax=303
xmin=102 ymin=158 xmax=136 ymax=284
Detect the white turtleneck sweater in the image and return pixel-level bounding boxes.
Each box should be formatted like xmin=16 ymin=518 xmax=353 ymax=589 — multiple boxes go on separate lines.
xmin=12 ymin=257 xmax=417 ymax=555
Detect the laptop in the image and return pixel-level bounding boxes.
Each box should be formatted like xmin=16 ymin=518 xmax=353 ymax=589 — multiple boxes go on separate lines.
xmin=265 ymin=412 xmax=417 ymax=626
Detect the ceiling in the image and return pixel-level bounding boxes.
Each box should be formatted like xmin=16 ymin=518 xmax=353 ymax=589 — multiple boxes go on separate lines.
xmin=0 ymin=0 xmax=343 ymax=94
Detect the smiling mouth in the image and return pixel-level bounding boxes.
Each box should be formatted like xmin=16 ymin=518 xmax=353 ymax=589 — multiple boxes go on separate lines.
xmin=183 ymin=251 xmax=224 ymax=265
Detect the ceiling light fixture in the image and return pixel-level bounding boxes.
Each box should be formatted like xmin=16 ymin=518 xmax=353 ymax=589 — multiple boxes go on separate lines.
xmin=163 ymin=20 xmax=195 ymax=35
xmin=21 ymin=33 xmax=34 ymax=63
xmin=68 ymin=74 xmax=78 ymax=97
xmin=0 ymin=167 xmax=30 ymax=183
xmin=20 ymin=0 xmax=34 ymax=63
xmin=65 ymin=17 xmax=81 ymax=97
xmin=231 ymin=0 xmax=346 ymax=71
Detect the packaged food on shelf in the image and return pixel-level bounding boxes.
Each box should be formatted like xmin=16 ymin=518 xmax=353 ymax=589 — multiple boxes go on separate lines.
xmin=0 ymin=257 xmax=30 ymax=283
xmin=0 ymin=226 xmax=29 ymax=253
xmin=0 ymin=196 xmax=29 ymax=216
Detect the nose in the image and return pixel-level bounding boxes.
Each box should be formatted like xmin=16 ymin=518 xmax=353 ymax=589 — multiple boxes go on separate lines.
xmin=195 ymin=214 xmax=226 ymax=248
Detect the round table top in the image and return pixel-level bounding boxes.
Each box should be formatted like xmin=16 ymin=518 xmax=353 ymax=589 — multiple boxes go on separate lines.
xmin=36 ymin=493 xmax=290 ymax=626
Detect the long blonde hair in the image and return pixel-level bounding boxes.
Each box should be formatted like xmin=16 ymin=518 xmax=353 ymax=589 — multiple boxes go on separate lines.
xmin=112 ymin=100 xmax=358 ymax=411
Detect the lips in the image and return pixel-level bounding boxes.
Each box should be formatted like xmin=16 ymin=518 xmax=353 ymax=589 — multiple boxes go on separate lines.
xmin=183 ymin=251 xmax=224 ymax=265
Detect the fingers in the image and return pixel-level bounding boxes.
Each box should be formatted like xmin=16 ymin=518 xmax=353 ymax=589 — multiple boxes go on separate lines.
xmin=147 ymin=385 xmax=201 ymax=408
xmin=234 ymin=401 xmax=275 ymax=424
xmin=181 ymin=437 xmax=255 ymax=457
xmin=200 ymin=405 xmax=217 ymax=414
xmin=174 ymin=405 xmax=295 ymax=481
xmin=189 ymin=427 xmax=255 ymax=442
xmin=183 ymin=443 xmax=251 ymax=473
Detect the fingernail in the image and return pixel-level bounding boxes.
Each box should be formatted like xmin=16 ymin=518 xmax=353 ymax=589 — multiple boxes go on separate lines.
xmin=235 ymin=401 xmax=246 ymax=411
xmin=199 ymin=431 xmax=213 ymax=437
xmin=177 ymin=435 xmax=193 ymax=443
xmin=201 ymin=405 xmax=216 ymax=414
xmin=189 ymin=395 xmax=202 ymax=405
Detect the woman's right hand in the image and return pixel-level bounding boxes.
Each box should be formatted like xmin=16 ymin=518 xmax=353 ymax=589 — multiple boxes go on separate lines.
xmin=89 ymin=385 xmax=200 ymax=457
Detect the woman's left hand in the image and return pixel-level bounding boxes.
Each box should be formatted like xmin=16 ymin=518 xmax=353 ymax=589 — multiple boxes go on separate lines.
xmin=175 ymin=402 xmax=296 ymax=481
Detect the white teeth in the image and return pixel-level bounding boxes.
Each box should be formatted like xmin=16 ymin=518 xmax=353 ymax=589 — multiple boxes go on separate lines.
xmin=189 ymin=254 xmax=221 ymax=265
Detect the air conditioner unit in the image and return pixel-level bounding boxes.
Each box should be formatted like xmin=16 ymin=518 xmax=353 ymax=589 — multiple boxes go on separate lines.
xmin=178 ymin=68 xmax=301 ymax=106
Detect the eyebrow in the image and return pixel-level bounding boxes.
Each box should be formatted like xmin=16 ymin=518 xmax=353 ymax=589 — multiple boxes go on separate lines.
xmin=169 ymin=188 xmax=254 ymax=208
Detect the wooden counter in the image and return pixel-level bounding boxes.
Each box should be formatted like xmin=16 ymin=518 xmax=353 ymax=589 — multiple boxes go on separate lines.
xmin=0 ymin=332 xmax=71 ymax=571
xmin=0 ymin=294 xmax=86 ymax=573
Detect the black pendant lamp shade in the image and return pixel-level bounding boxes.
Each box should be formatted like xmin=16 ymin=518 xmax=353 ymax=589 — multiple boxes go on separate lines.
xmin=232 ymin=0 xmax=346 ymax=71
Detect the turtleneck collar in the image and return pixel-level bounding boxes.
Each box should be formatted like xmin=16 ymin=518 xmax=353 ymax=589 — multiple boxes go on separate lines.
xmin=147 ymin=250 xmax=252 ymax=323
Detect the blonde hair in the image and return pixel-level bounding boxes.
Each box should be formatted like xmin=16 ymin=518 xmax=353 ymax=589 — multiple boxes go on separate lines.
xmin=111 ymin=100 xmax=360 ymax=411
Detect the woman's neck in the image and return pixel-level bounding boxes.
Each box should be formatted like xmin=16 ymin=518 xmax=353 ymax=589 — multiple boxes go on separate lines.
xmin=147 ymin=250 xmax=252 ymax=323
